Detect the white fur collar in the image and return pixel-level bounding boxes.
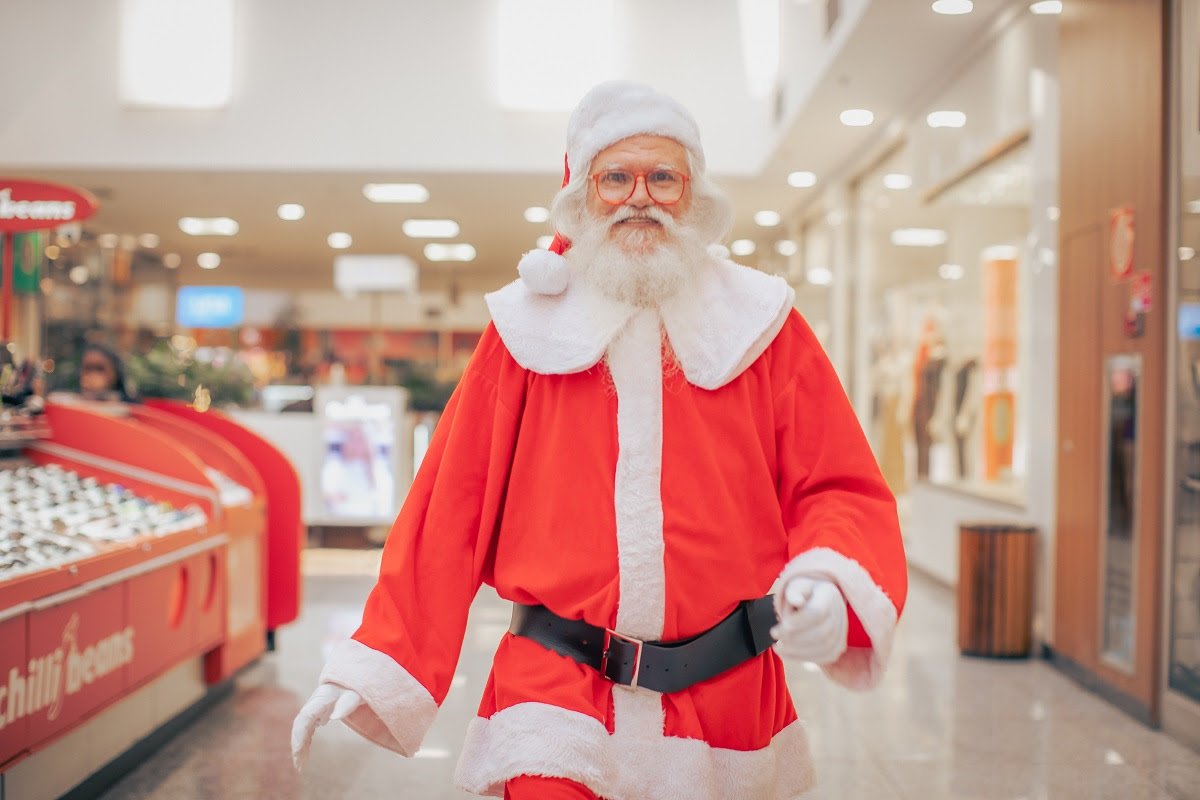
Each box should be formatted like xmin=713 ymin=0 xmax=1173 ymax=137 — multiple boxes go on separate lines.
xmin=485 ymin=255 xmax=795 ymax=390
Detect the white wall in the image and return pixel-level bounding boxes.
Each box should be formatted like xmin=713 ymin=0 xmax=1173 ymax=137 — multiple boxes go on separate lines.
xmin=0 ymin=0 xmax=775 ymax=176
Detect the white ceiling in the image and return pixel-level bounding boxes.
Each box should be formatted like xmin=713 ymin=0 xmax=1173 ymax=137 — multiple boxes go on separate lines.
xmin=2 ymin=0 xmax=1027 ymax=297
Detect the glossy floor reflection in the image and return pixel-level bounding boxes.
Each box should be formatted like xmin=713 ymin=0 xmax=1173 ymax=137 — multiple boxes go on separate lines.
xmin=100 ymin=550 xmax=1200 ymax=799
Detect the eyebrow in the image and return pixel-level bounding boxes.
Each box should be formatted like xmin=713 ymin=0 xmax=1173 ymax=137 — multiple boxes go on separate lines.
xmin=595 ymin=162 xmax=683 ymax=171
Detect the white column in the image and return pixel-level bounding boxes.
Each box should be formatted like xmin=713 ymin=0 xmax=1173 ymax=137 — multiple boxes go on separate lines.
xmin=828 ymin=184 xmax=853 ymax=385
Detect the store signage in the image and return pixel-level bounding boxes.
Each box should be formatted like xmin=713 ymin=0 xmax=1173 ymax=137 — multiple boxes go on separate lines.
xmin=1130 ymin=269 xmax=1152 ymax=313
xmin=1109 ymin=206 xmax=1135 ymax=282
xmin=0 ymin=613 xmax=135 ymax=731
xmin=0 ymin=179 xmax=99 ymax=233
xmin=177 ymin=285 xmax=245 ymax=328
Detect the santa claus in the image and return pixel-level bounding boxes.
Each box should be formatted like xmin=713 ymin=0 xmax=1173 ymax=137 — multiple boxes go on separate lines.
xmin=292 ymin=80 xmax=907 ymax=800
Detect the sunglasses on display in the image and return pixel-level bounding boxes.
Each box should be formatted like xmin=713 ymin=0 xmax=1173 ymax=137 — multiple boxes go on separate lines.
xmin=591 ymin=169 xmax=688 ymax=205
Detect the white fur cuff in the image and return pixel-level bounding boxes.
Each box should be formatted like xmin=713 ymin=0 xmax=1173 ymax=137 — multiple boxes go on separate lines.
xmin=776 ymin=548 xmax=900 ymax=690
xmin=319 ymin=638 xmax=438 ymax=756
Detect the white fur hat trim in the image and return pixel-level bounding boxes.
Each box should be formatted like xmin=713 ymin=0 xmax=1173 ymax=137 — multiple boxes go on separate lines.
xmin=566 ymin=81 xmax=705 ymax=179
xmin=517 ymin=248 xmax=570 ymax=295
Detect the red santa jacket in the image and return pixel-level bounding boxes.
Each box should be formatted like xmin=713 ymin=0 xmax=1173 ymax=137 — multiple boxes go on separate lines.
xmin=319 ymin=255 xmax=907 ymax=800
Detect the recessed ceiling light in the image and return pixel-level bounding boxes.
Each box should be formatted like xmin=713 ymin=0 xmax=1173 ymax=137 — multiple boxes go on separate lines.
xmin=363 ymin=183 xmax=429 ymax=203
xmin=137 ymin=233 xmax=160 ymax=248
xmin=807 ymin=267 xmax=833 ymax=286
xmin=775 ymin=240 xmax=799 ymax=257
xmin=179 ymin=216 xmax=239 ymax=236
xmin=754 ymin=210 xmax=782 ymax=227
xmin=524 ymin=206 xmax=551 ymax=223
xmin=402 ymin=219 xmax=460 ymax=238
xmin=97 ymin=233 xmax=120 ymax=249
xmin=932 ymin=0 xmax=973 ymax=14
xmin=277 ymin=203 xmax=305 ymax=221
xmin=938 ymin=263 xmax=965 ymax=280
xmin=197 ymin=252 xmax=221 ymax=269
xmin=839 ymin=109 xmax=874 ymax=127
xmin=731 ymin=239 xmax=756 ymax=256
xmin=327 ymin=232 xmax=353 ymax=249
xmin=1029 ymin=1 xmax=1062 ymax=14
xmin=883 ymin=173 xmax=913 ymax=190
xmin=1186 ymin=199 xmax=1200 ymax=214
xmin=787 ymin=171 xmax=817 ymax=188
xmin=927 ymin=110 xmax=967 ymax=128
xmin=891 ymin=228 xmax=949 ymax=247
xmin=1180 ymin=246 xmax=1196 ymax=261
xmin=163 ymin=253 xmax=181 ymax=269
xmin=536 ymin=235 xmax=554 ymax=250
xmin=69 ymin=265 xmax=89 ymax=285
xmin=424 ymin=243 xmax=476 ymax=262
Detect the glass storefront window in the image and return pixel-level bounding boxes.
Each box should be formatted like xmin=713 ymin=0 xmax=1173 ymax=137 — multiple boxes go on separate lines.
xmin=1168 ymin=0 xmax=1200 ymax=705
xmin=857 ymin=141 xmax=1032 ymax=503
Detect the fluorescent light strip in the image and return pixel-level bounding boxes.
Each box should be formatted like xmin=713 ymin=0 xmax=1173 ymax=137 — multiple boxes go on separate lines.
xmin=424 ymin=243 xmax=476 ymax=262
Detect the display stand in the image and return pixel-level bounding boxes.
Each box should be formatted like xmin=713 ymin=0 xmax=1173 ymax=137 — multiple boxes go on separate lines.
xmin=145 ymin=398 xmax=304 ymax=640
xmin=0 ymin=403 xmax=226 ymax=772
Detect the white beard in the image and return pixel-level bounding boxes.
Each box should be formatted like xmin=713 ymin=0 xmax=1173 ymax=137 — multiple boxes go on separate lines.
xmin=565 ymin=207 xmax=709 ymax=309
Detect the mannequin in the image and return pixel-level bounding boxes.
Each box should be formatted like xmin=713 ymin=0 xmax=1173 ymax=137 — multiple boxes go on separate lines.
xmin=953 ymin=358 xmax=980 ymax=480
xmin=910 ymin=315 xmax=948 ymax=480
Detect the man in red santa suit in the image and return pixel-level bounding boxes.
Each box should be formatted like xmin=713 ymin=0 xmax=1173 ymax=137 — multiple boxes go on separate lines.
xmin=292 ymin=80 xmax=907 ymax=800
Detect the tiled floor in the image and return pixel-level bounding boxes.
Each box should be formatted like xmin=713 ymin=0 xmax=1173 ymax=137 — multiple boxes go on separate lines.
xmin=100 ymin=550 xmax=1200 ymax=799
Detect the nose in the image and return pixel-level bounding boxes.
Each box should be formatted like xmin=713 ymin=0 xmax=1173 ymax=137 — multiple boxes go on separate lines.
xmin=626 ymin=175 xmax=654 ymax=208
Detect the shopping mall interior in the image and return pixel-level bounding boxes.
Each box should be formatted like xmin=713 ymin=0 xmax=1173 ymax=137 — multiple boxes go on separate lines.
xmin=2 ymin=1 xmax=1200 ymax=798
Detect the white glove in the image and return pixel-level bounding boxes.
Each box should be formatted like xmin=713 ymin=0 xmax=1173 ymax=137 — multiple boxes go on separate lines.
xmin=291 ymin=683 xmax=363 ymax=771
xmin=771 ymin=577 xmax=849 ymax=666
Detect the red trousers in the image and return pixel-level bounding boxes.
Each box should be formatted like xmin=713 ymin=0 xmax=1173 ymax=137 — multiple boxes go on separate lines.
xmin=504 ymin=775 xmax=599 ymax=799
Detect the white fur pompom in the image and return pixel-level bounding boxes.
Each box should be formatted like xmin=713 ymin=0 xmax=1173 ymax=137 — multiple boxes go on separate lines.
xmin=707 ymin=243 xmax=731 ymax=260
xmin=518 ymin=248 xmax=570 ymax=295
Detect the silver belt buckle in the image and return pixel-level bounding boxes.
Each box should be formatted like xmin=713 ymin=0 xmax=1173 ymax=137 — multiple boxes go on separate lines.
xmin=601 ymin=628 xmax=644 ymax=689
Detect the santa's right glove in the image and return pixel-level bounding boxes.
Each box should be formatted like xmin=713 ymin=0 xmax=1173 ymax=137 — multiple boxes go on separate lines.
xmin=291 ymin=683 xmax=363 ymax=771
xmin=771 ymin=576 xmax=849 ymax=666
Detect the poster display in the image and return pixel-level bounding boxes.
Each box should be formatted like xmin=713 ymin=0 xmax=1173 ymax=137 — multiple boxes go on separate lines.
xmin=313 ymin=386 xmax=406 ymax=526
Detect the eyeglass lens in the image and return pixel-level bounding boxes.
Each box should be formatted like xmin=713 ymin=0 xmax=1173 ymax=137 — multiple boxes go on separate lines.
xmin=595 ymin=170 xmax=685 ymax=204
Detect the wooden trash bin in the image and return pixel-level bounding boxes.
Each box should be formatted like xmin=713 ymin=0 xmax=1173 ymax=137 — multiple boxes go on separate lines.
xmin=957 ymin=523 xmax=1036 ymax=657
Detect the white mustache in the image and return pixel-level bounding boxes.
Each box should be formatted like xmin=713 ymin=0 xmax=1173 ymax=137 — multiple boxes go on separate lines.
xmin=611 ymin=206 xmax=672 ymax=226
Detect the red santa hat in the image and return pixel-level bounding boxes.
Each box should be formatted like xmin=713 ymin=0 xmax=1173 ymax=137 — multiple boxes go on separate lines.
xmin=518 ymin=81 xmax=706 ymax=296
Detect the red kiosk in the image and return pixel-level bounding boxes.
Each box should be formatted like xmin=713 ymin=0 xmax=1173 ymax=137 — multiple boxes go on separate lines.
xmin=0 ymin=179 xmax=304 ymax=799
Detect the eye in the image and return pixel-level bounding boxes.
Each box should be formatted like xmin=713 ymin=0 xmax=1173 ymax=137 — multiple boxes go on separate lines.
xmin=649 ymin=170 xmax=680 ymax=185
xmin=600 ymin=170 xmax=632 ymax=186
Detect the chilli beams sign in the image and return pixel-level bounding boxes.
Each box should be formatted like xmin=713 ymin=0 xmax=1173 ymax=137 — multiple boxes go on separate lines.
xmin=0 ymin=179 xmax=98 ymax=233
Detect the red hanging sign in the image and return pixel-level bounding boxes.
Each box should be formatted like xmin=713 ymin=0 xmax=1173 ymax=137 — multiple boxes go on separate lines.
xmin=0 ymin=178 xmax=98 ymax=233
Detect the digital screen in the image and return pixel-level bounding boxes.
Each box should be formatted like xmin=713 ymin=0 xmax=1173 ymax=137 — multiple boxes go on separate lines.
xmin=318 ymin=392 xmax=397 ymax=523
xmin=176 ymin=286 xmax=245 ymax=328
xmin=1179 ymin=303 xmax=1200 ymax=340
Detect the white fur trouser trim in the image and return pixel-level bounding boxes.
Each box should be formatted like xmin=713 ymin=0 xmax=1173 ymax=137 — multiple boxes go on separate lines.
xmin=454 ymin=701 xmax=816 ymax=800
xmin=319 ymin=638 xmax=438 ymax=756
xmin=776 ymin=548 xmax=899 ymax=690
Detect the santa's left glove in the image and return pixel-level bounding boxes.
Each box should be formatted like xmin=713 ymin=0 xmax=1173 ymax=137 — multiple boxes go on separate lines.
xmin=771 ymin=577 xmax=849 ymax=666
xmin=291 ymin=683 xmax=363 ymax=771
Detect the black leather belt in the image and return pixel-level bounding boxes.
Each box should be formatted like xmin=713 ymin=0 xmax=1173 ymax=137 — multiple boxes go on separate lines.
xmin=509 ymin=596 xmax=778 ymax=694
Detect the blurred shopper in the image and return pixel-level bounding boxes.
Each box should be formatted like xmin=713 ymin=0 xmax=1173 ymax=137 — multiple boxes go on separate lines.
xmin=77 ymin=343 xmax=136 ymax=402
xmin=293 ymin=81 xmax=907 ymax=800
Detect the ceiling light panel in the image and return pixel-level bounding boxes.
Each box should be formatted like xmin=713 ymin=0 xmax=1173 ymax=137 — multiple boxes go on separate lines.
xmin=119 ymin=0 xmax=233 ymax=109
xmin=327 ymin=232 xmax=353 ymax=249
xmin=787 ymin=171 xmax=817 ymax=188
xmin=424 ymin=243 xmax=477 ymax=262
xmin=730 ymin=239 xmax=756 ymax=256
xmin=402 ymin=219 xmax=460 ymax=238
xmin=179 ymin=217 xmax=239 ymax=236
xmin=754 ymin=210 xmax=782 ymax=227
xmin=891 ymin=228 xmax=949 ymax=247
xmin=839 ymin=109 xmax=874 ymax=127
xmin=524 ymin=207 xmax=551 ymax=223
xmin=277 ymin=204 xmax=305 ymax=221
xmin=931 ymin=0 xmax=973 ymax=14
xmin=197 ymin=252 xmax=221 ymax=269
xmin=927 ymin=110 xmax=967 ymax=128
xmin=363 ymin=183 xmax=430 ymax=203
xmin=1029 ymin=1 xmax=1062 ymax=14
xmin=883 ymin=173 xmax=913 ymax=190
